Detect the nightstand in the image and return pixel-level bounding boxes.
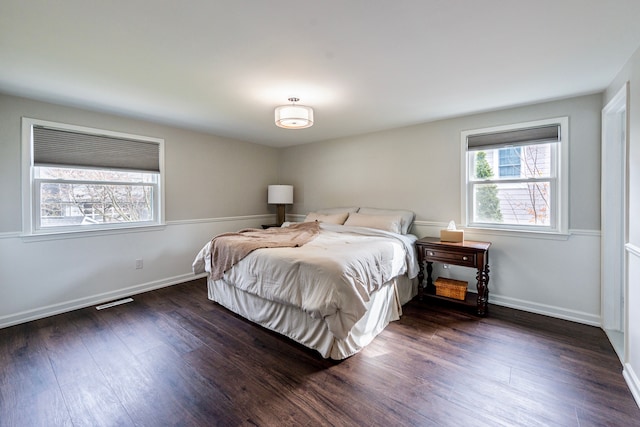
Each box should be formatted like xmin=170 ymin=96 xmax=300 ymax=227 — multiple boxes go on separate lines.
xmin=415 ymin=237 xmax=491 ymax=316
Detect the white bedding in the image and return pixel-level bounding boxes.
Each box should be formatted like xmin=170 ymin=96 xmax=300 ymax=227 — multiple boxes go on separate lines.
xmin=193 ymin=223 xmax=419 ymax=356
xmin=209 ymin=274 xmax=416 ymax=359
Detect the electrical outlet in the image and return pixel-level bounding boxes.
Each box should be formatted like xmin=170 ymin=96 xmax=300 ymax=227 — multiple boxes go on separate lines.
xmin=135 ymin=259 xmax=143 ymax=269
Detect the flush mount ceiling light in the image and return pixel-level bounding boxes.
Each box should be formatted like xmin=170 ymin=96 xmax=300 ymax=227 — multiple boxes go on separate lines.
xmin=274 ymin=97 xmax=314 ymax=129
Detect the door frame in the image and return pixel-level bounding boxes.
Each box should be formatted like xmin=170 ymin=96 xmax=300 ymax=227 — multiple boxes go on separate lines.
xmin=601 ymin=82 xmax=629 ymax=358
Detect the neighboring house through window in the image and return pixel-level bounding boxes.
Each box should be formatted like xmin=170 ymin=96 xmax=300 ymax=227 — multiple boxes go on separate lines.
xmin=498 ymin=147 xmax=521 ymax=178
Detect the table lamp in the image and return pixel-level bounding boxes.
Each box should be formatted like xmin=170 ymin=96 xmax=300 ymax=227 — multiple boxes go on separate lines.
xmin=268 ymin=185 xmax=293 ymax=226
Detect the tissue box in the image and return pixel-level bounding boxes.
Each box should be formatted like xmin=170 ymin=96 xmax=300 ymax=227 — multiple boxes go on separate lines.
xmin=440 ymin=229 xmax=464 ymax=242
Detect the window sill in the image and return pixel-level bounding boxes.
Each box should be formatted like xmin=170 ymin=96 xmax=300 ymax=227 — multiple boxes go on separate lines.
xmin=21 ymin=223 xmax=166 ymax=242
xmin=462 ymin=226 xmax=571 ymax=241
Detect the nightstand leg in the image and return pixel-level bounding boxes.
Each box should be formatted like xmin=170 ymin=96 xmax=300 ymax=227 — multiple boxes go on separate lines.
xmin=418 ymin=259 xmax=425 ymax=301
xmin=476 ymin=265 xmax=490 ymax=316
xmin=417 ymin=261 xmax=435 ymax=301
xmin=426 ymin=262 xmax=435 ymax=294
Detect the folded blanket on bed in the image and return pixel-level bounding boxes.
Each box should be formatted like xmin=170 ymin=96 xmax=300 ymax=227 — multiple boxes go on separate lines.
xmin=208 ymin=221 xmax=320 ymax=280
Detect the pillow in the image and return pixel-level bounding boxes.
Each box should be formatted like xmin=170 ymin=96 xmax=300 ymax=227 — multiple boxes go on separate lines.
xmin=343 ymin=212 xmax=403 ymax=234
xmin=315 ymin=207 xmax=360 ymax=215
xmin=357 ymin=207 xmax=415 ymax=234
xmin=304 ymin=212 xmax=349 ymax=225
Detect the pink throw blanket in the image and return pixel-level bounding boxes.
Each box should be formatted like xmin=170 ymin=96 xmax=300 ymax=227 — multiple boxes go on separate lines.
xmin=209 ymin=221 xmax=320 ymax=280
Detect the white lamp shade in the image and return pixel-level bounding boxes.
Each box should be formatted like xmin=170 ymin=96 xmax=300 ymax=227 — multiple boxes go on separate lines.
xmin=268 ymin=185 xmax=293 ymax=204
xmin=275 ymin=105 xmax=314 ymax=129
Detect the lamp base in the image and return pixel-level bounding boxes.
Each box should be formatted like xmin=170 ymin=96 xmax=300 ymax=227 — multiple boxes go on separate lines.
xmin=276 ymin=204 xmax=286 ymax=226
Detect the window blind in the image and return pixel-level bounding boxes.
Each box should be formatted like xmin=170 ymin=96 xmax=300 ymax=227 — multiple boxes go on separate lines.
xmin=33 ymin=126 xmax=160 ymax=172
xmin=467 ymin=124 xmax=560 ymax=151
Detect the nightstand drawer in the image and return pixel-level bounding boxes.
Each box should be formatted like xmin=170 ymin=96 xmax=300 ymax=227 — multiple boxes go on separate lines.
xmin=424 ymin=249 xmax=476 ymax=267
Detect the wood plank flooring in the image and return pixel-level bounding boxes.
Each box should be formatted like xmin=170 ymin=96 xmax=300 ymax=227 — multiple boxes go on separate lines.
xmin=1 ymin=278 xmax=638 ymax=426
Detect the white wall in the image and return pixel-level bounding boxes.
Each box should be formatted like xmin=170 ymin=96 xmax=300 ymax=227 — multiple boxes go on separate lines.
xmin=0 ymin=94 xmax=280 ymax=327
xmin=281 ymin=94 xmax=603 ymax=325
xmin=605 ymin=44 xmax=640 ymax=406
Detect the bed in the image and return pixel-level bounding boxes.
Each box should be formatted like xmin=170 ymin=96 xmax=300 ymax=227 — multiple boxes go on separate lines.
xmin=192 ymin=207 xmax=419 ymax=359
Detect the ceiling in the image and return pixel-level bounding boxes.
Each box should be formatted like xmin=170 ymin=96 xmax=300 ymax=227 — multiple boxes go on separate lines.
xmin=2 ymin=1 xmax=640 ymax=148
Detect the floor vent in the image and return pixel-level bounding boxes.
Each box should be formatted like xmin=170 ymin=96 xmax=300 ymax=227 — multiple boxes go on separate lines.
xmin=95 ymin=297 xmax=134 ymax=310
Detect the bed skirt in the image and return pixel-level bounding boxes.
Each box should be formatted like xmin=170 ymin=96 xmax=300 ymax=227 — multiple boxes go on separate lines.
xmin=208 ymin=275 xmax=417 ymax=360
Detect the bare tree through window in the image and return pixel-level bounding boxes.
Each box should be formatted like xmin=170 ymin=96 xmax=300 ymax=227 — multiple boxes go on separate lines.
xmin=38 ymin=167 xmax=156 ymax=228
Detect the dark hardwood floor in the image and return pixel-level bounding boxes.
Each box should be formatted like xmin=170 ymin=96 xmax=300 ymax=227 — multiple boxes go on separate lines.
xmin=1 ymin=278 xmax=638 ymax=426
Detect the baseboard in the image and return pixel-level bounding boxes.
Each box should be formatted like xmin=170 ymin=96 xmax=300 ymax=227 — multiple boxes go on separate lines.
xmin=623 ymin=363 xmax=640 ymax=409
xmin=489 ymin=293 xmax=601 ymax=327
xmin=0 ymin=272 xmax=207 ymax=329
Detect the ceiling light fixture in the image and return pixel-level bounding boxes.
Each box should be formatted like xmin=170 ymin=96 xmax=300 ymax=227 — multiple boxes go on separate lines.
xmin=274 ymin=97 xmax=314 ymax=129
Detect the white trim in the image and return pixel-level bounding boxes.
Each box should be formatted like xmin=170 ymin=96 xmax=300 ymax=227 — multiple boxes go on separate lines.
xmin=2 ymin=214 xmax=275 ymax=241
xmin=489 ymin=293 xmax=601 ymax=326
xmin=569 ymin=229 xmax=601 ymax=237
xmin=601 ymin=82 xmax=628 ymax=338
xmin=412 ymin=220 xmax=599 ymax=240
xmin=626 ymin=243 xmax=640 ymax=258
xmin=0 ymin=231 xmax=22 ymax=240
xmin=21 ymin=117 xmax=33 ymax=234
xmin=167 ymin=214 xmax=274 ymax=226
xmin=18 ymin=214 xmax=277 ymax=241
xmin=21 ymin=223 xmax=167 ymax=242
xmin=0 ymin=272 xmax=206 ymax=329
xmin=623 ymin=363 xmax=640 ymax=409
xmin=462 ymin=227 xmax=570 ymax=241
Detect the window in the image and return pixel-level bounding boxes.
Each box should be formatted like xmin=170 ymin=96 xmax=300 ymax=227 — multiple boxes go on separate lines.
xmin=22 ymin=118 xmax=164 ymax=235
xmin=461 ymin=117 xmax=568 ymax=233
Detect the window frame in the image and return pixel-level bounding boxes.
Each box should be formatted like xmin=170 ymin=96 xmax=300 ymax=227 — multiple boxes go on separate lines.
xmin=460 ymin=117 xmax=569 ymax=235
xmin=22 ymin=117 xmax=165 ymax=237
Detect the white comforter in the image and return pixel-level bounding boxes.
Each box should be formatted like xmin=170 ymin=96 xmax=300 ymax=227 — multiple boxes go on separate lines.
xmin=193 ymin=223 xmax=418 ymax=340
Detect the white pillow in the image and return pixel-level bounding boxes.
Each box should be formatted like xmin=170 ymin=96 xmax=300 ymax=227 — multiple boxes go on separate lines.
xmin=315 ymin=207 xmax=360 ymax=215
xmin=357 ymin=207 xmax=415 ymax=234
xmin=344 ymin=212 xmax=403 ymax=234
xmin=304 ymin=212 xmax=349 ymax=225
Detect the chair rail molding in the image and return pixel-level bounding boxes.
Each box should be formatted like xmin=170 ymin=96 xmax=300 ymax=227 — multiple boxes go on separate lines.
xmin=626 ymin=242 xmax=640 ymax=258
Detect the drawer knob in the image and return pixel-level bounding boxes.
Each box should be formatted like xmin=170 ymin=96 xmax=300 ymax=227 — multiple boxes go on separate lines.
xmin=428 ymin=251 xmax=434 ymax=256
xmin=462 ymin=256 xmax=468 ymax=261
